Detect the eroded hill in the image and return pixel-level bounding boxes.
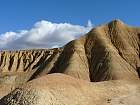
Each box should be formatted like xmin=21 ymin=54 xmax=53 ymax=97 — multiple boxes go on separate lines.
xmin=0 ymin=20 xmax=140 ymax=105
xmin=1 ymin=73 xmax=140 ymax=105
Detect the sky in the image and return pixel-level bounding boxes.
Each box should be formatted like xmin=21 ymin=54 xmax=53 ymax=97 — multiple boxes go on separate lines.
xmin=0 ymin=0 xmax=140 ymax=50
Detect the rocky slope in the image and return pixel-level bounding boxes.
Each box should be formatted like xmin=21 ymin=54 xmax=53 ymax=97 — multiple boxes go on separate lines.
xmin=0 ymin=73 xmax=140 ymax=105
xmin=0 ymin=19 xmax=140 ymax=105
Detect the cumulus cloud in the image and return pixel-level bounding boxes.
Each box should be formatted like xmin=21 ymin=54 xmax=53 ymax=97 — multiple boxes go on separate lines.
xmin=0 ymin=20 xmax=93 ymax=50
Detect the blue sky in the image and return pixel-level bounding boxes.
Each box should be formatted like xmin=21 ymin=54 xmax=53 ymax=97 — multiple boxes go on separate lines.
xmin=0 ymin=0 xmax=140 ymax=50
xmin=0 ymin=0 xmax=140 ymax=33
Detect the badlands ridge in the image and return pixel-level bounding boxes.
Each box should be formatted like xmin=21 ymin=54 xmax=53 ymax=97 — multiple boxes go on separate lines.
xmin=0 ymin=20 xmax=140 ymax=105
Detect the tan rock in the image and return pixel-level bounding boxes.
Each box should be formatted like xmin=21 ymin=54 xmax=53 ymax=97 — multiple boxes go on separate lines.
xmin=0 ymin=20 xmax=140 ymax=104
xmin=0 ymin=73 xmax=140 ymax=105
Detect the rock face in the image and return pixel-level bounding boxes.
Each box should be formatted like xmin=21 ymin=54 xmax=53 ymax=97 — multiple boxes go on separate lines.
xmin=0 ymin=20 xmax=140 ymax=105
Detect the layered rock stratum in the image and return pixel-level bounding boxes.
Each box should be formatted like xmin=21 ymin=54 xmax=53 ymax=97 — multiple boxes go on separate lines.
xmin=0 ymin=20 xmax=140 ymax=105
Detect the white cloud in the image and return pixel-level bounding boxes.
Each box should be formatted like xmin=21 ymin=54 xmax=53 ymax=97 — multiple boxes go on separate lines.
xmin=87 ymin=20 xmax=93 ymax=27
xmin=0 ymin=20 xmax=92 ymax=50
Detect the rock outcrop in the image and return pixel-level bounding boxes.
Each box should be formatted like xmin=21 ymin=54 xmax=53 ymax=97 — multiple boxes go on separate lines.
xmin=0 ymin=20 xmax=140 ymax=104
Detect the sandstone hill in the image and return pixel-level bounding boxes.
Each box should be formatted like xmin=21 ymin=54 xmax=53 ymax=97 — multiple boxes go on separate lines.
xmin=0 ymin=19 xmax=140 ymax=105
